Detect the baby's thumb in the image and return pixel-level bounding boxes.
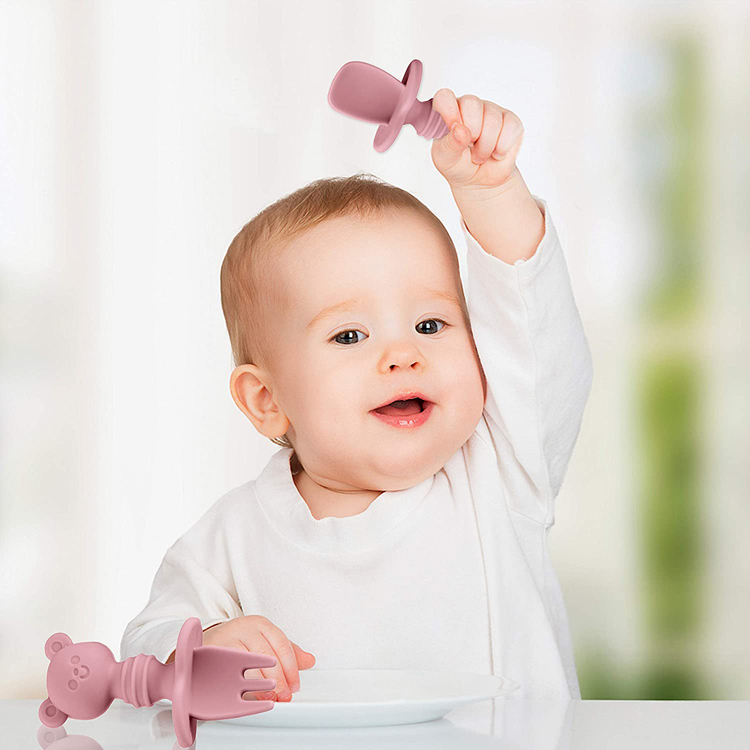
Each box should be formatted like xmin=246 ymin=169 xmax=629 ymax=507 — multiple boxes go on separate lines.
xmin=292 ymin=641 xmax=316 ymax=667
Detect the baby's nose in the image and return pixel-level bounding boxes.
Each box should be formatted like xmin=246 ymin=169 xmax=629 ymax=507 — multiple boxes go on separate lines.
xmin=381 ymin=346 xmax=424 ymax=372
xmin=389 ymin=360 xmax=419 ymax=371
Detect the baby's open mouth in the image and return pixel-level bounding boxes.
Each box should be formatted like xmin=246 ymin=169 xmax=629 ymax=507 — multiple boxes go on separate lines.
xmin=371 ymin=398 xmax=426 ymax=417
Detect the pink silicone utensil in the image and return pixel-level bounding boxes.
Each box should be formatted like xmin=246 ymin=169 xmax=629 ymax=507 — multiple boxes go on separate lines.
xmin=328 ymin=59 xmax=450 ymax=152
xmin=38 ymin=617 xmax=277 ymax=748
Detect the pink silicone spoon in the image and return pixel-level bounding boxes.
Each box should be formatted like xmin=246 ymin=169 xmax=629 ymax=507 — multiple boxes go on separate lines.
xmin=38 ymin=617 xmax=277 ymax=748
xmin=328 ymin=59 xmax=450 ymax=152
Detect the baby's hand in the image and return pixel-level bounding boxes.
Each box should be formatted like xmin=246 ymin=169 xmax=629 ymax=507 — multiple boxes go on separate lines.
xmin=430 ymin=88 xmax=525 ymax=194
xmin=201 ymin=615 xmax=316 ymax=702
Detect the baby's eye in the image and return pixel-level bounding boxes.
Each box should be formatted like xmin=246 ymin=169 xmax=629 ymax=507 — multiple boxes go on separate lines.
xmin=416 ymin=318 xmax=447 ymax=335
xmin=331 ymin=329 xmax=366 ymax=345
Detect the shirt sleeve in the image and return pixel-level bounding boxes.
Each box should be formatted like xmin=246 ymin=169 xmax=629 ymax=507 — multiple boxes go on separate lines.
xmin=463 ymin=194 xmax=593 ymax=527
xmin=119 ymin=504 xmax=244 ymax=663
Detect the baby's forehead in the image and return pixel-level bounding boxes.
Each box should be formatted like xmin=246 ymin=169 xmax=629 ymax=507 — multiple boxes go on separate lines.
xmin=281 ymin=209 xmax=453 ymax=270
xmin=273 ymin=212 xmax=461 ymax=317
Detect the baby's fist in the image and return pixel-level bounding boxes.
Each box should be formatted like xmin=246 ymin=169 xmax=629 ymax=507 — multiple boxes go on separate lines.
xmin=430 ymin=88 xmax=524 ymax=192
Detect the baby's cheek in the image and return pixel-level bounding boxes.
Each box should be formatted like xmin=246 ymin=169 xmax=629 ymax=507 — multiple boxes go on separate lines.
xmin=453 ymin=351 xmax=486 ymax=413
xmin=303 ymin=377 xmax=358 ymax=428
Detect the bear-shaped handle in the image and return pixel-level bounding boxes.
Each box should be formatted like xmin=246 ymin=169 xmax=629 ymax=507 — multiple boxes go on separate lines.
xmin=39 ymin=633 xmax=122 ymax=727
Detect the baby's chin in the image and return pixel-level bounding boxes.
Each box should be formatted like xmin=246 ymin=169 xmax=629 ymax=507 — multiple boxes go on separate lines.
xmin=358 ymin=440 xmax=450 ymax=490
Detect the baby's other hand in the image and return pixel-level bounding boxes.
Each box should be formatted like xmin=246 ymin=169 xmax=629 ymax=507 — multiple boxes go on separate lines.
xmin=201 ymin=615 xmax=316 ymax=702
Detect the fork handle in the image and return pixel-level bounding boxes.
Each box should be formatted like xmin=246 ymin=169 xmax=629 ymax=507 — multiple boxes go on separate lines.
xmin=113 ymin=653 xmax=175 ymax=708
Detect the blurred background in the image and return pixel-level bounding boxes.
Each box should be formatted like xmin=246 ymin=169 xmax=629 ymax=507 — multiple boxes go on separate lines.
xmin=1 ymin=0 xmax=748 ymax=701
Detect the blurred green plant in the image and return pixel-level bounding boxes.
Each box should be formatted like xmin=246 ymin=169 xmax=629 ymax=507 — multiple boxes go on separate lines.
xmin=635 ymin=35 xmax=707 ymax=700
xmin=580 ymin=33 xmax=710 ymax=700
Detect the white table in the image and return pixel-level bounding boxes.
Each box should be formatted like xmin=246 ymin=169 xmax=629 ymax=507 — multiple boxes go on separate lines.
xmin=7 ymin=697 xmax=749 ymax=749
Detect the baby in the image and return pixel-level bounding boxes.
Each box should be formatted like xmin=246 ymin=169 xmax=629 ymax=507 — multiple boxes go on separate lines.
xmin=120 ymin=90 xmax=593 ymax=702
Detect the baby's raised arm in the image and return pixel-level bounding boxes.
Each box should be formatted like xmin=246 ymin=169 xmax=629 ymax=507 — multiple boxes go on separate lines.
xmin=462 ymin=193 xmax=593 ymax=526
xmin=429 ymin=91 xmax=593 ymax=526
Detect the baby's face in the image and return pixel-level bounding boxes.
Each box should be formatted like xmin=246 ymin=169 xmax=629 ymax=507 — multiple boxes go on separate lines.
xmin=270 ymin=208 xmax=486 ymax=491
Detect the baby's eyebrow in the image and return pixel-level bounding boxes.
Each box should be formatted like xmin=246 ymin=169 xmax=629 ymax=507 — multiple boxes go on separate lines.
xmin=306 ymin=288 xmax=462 ymax=330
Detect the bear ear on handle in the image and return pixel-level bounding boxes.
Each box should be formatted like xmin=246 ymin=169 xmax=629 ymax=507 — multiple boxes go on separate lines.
xmin=44 ymin=632 xmax=73 ymax=661
xmin=38 ymin=697 xmax=68 ymax=728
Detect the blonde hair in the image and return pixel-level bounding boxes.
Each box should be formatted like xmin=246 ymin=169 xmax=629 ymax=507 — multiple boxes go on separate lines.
xmin=220 ymin=171 xmax=467 ymax=451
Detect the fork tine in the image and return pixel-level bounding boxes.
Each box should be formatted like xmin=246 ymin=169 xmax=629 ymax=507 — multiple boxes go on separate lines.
xmin=238 ymin=652 xmax=277 ymax=670
xmin=244 ymin=678 xmax=276 ymax=691
xmin=199 ymin=644 xmax=277 ymax=671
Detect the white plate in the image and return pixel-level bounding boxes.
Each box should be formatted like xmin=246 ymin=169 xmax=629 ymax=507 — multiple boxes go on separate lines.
xmin=215 ymin=669 xmax=519 ymax=728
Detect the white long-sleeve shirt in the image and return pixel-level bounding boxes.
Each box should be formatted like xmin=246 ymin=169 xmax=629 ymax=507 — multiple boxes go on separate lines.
xmin=120 ymin=195 xmax=593 ymax=700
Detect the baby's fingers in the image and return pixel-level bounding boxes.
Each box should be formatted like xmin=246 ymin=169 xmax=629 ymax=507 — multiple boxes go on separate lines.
xmin=292 ymin=641 xmax=316 ymax=670
xmin=256 ymin=618 xmax=305 ymax=698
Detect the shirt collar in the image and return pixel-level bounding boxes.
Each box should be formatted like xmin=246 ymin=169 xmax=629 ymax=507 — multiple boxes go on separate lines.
xmin=253 ymin=448 xmax=434 ymax=554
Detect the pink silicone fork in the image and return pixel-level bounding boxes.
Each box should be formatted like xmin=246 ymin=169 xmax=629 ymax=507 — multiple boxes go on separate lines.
xmin=38 ymin=617 xmax=277 ymax=748
xmin=328 ymin=59 xmax=450 ymax=152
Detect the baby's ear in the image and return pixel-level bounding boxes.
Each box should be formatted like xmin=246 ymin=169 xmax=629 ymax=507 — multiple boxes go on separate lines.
xmin=229 ymin=364 xmax=264 ymax=414
xmin=230 ymin=365 xmax=289 ymax=438
xmin=44 ymin=632 xmax=73 ymax=661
